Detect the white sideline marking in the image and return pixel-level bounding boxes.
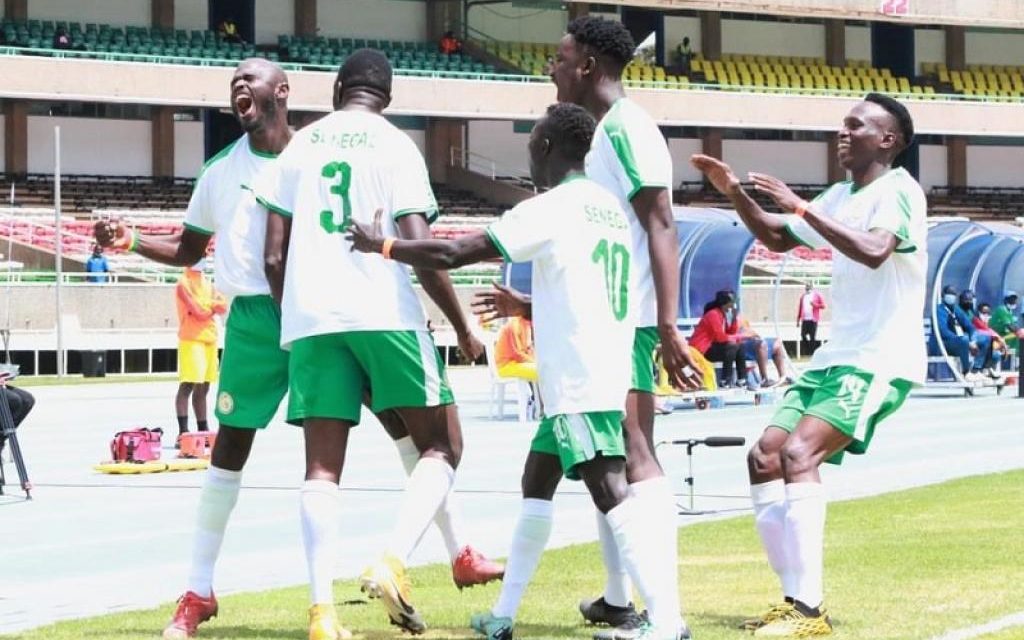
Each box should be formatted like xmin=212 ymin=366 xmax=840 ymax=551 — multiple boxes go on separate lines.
xmin=929 ymin=612 xmax=1024 ymax=640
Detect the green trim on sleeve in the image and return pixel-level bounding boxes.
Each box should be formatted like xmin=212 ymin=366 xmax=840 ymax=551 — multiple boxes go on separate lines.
xmin=255 ymin=195 xmax=292 ymax=218
xmin=182 ymin=222 xmax=214 ymax=236
xmin=484 ymin=226 xmax=513 ymax=263
xmin=394 ymin=207 xmax=440 ymax=224
xmin=784 ymin=223 xmax=814 ymax=249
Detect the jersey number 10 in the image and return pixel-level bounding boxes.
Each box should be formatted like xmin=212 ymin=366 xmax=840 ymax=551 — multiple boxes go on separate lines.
xmin=319 ymin=161 xmax=352 ymax=233
xmin=591 ymin=239 xmax=630 ymax=321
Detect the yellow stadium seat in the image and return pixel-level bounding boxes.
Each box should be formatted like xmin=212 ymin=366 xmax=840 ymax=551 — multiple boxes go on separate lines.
xmin=921 ymin=62 xmax=936 ymax=74
xmin=898 ymin=77 xmax=910 ymax=92
xmin=886 ymin=78 xmax=898 ymax=92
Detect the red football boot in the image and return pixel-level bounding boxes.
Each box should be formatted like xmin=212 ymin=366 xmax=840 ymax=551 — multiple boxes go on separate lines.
xmin=162 ymin=590 xmax=219 ymax=639
xmin=452 ymin=545 xmax=505 ymax=590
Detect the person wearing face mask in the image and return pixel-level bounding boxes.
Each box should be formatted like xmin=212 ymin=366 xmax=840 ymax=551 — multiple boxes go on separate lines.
xmin=936 ymin=285 xmax=991 ymax=382
xmin=989 ymin=291 xmax=1024 ymax=351
xmin=972 ymin=302 xmax=1006 ymax=376
xmin=690 ymin=290 xmax=748 ymax=387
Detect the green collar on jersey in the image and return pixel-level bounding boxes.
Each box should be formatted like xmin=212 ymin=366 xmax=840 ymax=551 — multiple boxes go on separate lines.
xmin=559 ymin=172 xmax=588 ymax=186
xmin=248 ymin=141 xmax=279 ymax=159
xmin=850 ymin=167 xmax=896 ymax=194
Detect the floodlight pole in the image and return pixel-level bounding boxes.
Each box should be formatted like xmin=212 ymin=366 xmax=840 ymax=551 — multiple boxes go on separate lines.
xmin=54 ymin=126 xmax=65 ymax=378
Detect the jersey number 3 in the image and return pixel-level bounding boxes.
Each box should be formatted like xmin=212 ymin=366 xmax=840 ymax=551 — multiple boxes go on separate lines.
xmin=591 ymin=239 xmax=630 ymax=321
xmin=319 ymin=161 xmax=352 ymax=233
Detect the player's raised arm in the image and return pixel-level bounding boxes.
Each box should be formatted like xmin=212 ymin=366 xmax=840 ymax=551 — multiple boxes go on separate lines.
xmin=347 ymin=210 xmax=499 ymax=269
xmin=396 ymin=212 xmax=484 ymax=362
xmin=94 ymin=219 xmax=210 ymax=267
xmin=750 ymin=172 xmax=899 ymax=270
xmin=690 ymin=154 xmax=798 ymax=253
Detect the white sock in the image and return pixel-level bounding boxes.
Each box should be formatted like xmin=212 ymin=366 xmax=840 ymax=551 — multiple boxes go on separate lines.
xmin=751 ymin=479 xmax=794 ymax=598
xmin=596 ymin=507 xmax=632 ymax=607
xmin=395 ymin=436 xmax=465 ymax=561
xmin=386 ymin=456 xmax=455 ymax=562
xmin=630 ymin=476 xmax=682 ymax=616
xmin=606 ymin=495 xmax=682 ymax=633
xmin=186 ymin=465 xmax=242 ymax=598
xmin=491 ymin=498 xmax=553 ymax=619
xmin=301 ymin=479 xmax=340 ymax=606
xmin=784 ymin=482 xmax=827 ymax=610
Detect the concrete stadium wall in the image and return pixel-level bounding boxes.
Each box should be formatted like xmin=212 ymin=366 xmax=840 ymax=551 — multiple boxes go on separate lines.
xmin=0 ymin=114 xmax=4 ymax=173
xmin=722 ymin=19 xmax=825 ymax=59
xmin=919 ymin=144 xmax=948 ymax=191
xmin=468 ymin=4 xmax=566 ymax=44
xmin=845 ymin=24 xmax=870 ymax=61
xmin=468 ymin=121 xmax=530 ymax=178
xmin=27 ymin=116 xmax=151 ymax=176
xmin=317 ymin=0 xmax=427 ymax=44
xmin=28 ymin=0 xmax=150 ymax=28
xmin=669 ymin=138 xmax=703 ymax=184
xmin=174 ymin=0 xmax=208 ymax=32
xmin=664 ymin=16 xmax=701 ymax=56
xmin=254 ymin=0 xmax=292 ymax=45
xmin=916 ymin=28 xmax=945 ymax=72
xmin=966 ymin=29 xmax=1024 ymax=66
xmin=967 ymin=146 xmax=1024 ymax=187
xmin=174 ymin=120 xmax=203 ymax=179
xmin=723 ymin=140 xmax=829 ymax=184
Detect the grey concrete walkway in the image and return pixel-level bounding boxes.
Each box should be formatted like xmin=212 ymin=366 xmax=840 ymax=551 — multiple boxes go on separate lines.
xmin=2 ymin=369 xmax=1022 ymax=634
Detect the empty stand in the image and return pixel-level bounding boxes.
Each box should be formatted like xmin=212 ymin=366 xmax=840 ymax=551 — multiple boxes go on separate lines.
xmin=922 ymin=62 xmax=1024 ymax=99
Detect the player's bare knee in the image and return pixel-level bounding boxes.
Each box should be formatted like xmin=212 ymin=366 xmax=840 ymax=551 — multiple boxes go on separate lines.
xmin=748 ymin=442 xmax=781 ymax=479
xmin=780 ymin=438 xmax=819 ymax=477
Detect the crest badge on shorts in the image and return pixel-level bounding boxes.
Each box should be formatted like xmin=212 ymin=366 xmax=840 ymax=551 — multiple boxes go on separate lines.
xmin=217 ymin=391 xmax=235 ymax=415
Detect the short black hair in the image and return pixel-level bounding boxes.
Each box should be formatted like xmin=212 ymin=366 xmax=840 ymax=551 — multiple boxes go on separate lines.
xmin=566 ymin=16 xmax=635 ymax=68
xmin=337 ymin=48 xmax=392 ymax=98
xmin=864 ymin=92 xmax=915 ymax=150
xmin=540 ymin=103 xmax=595 ymax=162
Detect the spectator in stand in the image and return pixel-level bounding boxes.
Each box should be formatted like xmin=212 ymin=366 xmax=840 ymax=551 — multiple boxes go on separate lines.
xmin=439 ymin=30 xmax=462 ymax=55
xmin=796 ymin=281 xmax=826 ymax=355
xmin=494 ymin=316 xmax=537 ymax=382
xmin=690 ymin=290 xmax=748 ymax=387
xmin=936 ymin=285 xmax=992 ymax=382
xmin=959 ymin=290 xmax=1000 ymax=377
xmin=973 ymin=302 xmax=1007 ymax=373
xmin=990 ymin=290 xmax=1024 ymax=350
xmin=175 ymin=260 xmax=228 ymax=445
xmin=674 ymin=36 xmax=694 ymax=74
xmin=85 ymin=245 xmax=110 ymax=283
xmin=218 ymin=16 xmax=244 ymax=44
xmin=52 ymin=26 xmax=71 ymax=50
xmin=735 ymin=313 xmax=790 ymax=386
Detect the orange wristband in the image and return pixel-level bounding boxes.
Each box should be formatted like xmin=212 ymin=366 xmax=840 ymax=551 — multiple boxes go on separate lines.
xmin=381 ymin=237 xmax=396 ymax=259
xmin=794 ymin=200 xmax=811 ymax=217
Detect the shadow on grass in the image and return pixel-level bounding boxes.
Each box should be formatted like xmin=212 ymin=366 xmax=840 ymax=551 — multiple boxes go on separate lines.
xmin=65 ymin=626 xmax=306 ymax=640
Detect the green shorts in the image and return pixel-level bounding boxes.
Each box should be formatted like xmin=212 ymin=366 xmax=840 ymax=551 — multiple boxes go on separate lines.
xmin=215 ymin=295 xmax=289 ymax=429
xmin=631 ymin=327 xmax=659 ymax=394
xmin=531 ymin=411 xmax=626 ymax=481
xmin=287 ymin=330 xmax=454 ymax=426
xmin=770 ymin=366 xmax=913 ymax=465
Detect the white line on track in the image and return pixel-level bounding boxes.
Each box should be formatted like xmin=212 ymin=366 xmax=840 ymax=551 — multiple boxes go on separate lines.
xmin=929 ymin=612 xmax=1024 ymax=640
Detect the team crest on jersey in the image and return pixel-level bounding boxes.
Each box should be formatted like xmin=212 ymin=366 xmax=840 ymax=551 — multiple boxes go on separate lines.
xmin=217 ymin=391 xmax=235 ymax=415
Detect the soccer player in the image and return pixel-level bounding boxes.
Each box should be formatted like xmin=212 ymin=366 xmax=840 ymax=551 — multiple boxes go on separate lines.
xmin=348 ymin=102 xmax=689 ymax=640
xmin=547 ymin=16 xmax=699 ymax=637
xmin=692 ymin=93 xmax=927 ymax=637
xmin=96 ymin=57 xmax=295 ymax=640
xmin=255 ymin=49 xmax=495 ymax=638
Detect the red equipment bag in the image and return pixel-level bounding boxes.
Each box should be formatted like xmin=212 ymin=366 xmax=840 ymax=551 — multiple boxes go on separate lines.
xmin=110 ymin=428 xmax=163 ymax=462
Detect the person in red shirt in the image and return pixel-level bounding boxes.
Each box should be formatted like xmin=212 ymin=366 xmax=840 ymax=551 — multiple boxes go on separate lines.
xmin=796 ymin=282 xmax=826 ymax=355
xmin=973 ymin=302 xmax=1007 ymax=372
xmin=175 ymin=260 xmax=228 ymax=442
xmin=494 ymin=316 xmax=537 ymax=382
xmin=439 ymin=30 xmax=462 ymax=55
xmin=690 ymin=290 xmax=747 ymax=387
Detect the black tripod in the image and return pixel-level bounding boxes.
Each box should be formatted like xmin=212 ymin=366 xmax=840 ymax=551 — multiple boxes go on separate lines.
xmin=0 ymin=375 xmax=32 ymax=499
xmin=661 ymin=436 xmax=745 ymax=516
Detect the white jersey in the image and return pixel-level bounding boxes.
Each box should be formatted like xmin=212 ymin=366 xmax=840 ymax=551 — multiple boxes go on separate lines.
xmin=585 ymin=97 xmax=673 ymax=329
xmin=785 ymin=168 xmax=928 ymax=384
xmin=254 ymin=110 xmax=437 ymax=347
xmin=183 ymin=134 xmax=277 ymax=300
xmin=486 ymin=176 xmax=633 ymax=417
